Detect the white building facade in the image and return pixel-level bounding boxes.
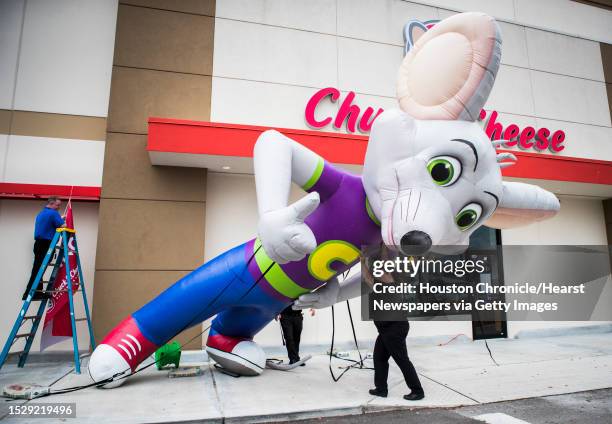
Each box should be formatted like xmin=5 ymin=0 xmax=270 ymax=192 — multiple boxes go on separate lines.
xmin=1 ymin=0 xmax=611 ymax=352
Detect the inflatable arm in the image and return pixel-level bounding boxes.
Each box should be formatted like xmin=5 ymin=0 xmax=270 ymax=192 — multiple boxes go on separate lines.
xmin=254 ymin=130 xmax=323 ymax=264
xmin=293 ymin=271 xmax=362 ymax=310
xmin=485 ymin=182 xmax=560 ymax=229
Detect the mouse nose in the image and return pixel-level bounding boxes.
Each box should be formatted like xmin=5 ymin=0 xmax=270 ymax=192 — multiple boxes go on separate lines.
xmin=400 ymin=231 xmax=432 ymax=255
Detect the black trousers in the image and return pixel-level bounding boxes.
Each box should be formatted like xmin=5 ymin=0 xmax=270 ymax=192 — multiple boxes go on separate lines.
xmin=23 ymin=238 xmax=52 ymax=299
xmin=280 ymin=315 xmax=303 ymax=363
xmin=373 ymin=321 xmax=423 ymax=393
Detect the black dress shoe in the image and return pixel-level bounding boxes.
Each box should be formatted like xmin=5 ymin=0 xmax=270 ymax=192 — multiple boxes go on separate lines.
xmin=368 ymin=388 xmax=388 ymax=398
xmin=32 ymin=292 xmax=50 ymax=301
xmin=23 ymin=292 xmax=48 ymax=301
xmin=403 ymin=391 xmax=425 ymax=401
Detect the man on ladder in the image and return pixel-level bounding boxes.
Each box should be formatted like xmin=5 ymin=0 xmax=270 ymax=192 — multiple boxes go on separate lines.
xmin=23 ymin=196 xmax=65 ymax=301
xmin=1 ymin=197 xmax=95 ymax=374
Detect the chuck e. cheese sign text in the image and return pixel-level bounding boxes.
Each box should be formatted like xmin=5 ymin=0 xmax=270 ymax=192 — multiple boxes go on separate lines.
xmin=304 ymin=87 xmax=565 ymax=154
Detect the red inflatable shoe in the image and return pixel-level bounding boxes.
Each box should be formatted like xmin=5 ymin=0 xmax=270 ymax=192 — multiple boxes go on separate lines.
xmin=88 ymin=316 xmax=158 ymax=388
xmin=206 ymin=333 xmax=266 ymax=376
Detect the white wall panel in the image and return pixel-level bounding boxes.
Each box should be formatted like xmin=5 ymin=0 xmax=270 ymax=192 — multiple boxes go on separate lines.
xmin=204 ymin=173 xmax=258 ymax=262
xmin=485 ymin=65 xmax=534 ymax=116
xmin=534 ymin=118 xmax=612 ymax=162
xmin=13 ymin=0 xmax=117 ymax=117
xmin=427 ymin=0 xmax=517 ymax=21
xmin=216 ymin=0 xmax=337 ymax=34
xmin=4 ymin=136 xmax=104 ymax=187
xmin=0 ymin=0 xmax=24 ymax=109
xmin=530 ymin=70 xmax=611 ymax=127
xmin=526 ymin=28 xmax=605 ymax=82
xmin=425 ymin=0 xmax=612 ymax=44
xmin=338 ymin=37 xmax=403 ymax=98
xmin=0 ymin=199 xmax=99 ymax=351
xmin=502 ymin=197 xmax=607 ymax=245
xmin=438 ymin=11 xmax=530 ymax=68
xmin=343 ymin=92 xmax=398 ymax=111
xmin=495 ymin=21 xmax=529 ymax=68
xmin=486 ymin=111 xmax=537 ymax=129
xmin=211 ymin=77 xmax=339 ymax=131
xmin=0 ymin=134 xmax=8 ymax=182
xmin=337 ymin=0 xmax=438 ymax=46
xmin=515 ymin=0 xmax=612 ymax=45
xmin=213 ymin=18 xmax=337 ymax=88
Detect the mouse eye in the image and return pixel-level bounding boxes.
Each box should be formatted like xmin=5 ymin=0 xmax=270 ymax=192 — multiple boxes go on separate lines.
xmin=455 ymin=203 xmax=482 ymax=231
xmin=426 ymin=156 xmax=462 ymax=186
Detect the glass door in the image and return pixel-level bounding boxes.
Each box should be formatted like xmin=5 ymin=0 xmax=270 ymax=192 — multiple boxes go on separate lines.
xmin=470 ymin=227 xmax=507 ymax=339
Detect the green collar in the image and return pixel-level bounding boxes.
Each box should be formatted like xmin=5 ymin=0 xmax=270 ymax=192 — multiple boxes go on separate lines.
xmin=365 ymin=197 xmax=381 ymax=227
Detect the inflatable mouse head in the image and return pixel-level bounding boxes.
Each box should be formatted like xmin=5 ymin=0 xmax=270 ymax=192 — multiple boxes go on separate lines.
xmin=362 ymin=12 xmax=560 ymax=255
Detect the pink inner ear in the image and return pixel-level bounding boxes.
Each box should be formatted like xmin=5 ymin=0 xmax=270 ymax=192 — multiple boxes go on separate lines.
xmin=406 ymin=32 xmax=472 ymax=107
xmin=397 ymin=12 xmax=501 ymax=121
xmin=484 ymin=208 xmax=557 ymax=229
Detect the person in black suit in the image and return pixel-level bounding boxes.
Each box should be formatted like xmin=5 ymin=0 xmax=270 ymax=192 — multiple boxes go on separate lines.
xmin=363 ymin=246 xmax=424 ymax=401
xmin=278 ymin=305 xmax=305 ymax=365
xmin=370 ymin=320 xmax=424 ymax=400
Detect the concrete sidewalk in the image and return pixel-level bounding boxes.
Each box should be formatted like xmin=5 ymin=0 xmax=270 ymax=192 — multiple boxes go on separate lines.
xmin=1 ymin=330 xmax=611 ymax=423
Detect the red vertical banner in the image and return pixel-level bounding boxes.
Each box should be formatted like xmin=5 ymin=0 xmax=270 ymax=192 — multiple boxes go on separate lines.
xmin=40 ymin=204 xmax=81 ymax=351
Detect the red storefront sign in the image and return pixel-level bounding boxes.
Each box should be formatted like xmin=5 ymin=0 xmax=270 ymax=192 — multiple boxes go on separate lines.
xmin=304 ymin=87 xmax=565 ymax=153
xmin=304 ymin=87 xmax=383 ymax=133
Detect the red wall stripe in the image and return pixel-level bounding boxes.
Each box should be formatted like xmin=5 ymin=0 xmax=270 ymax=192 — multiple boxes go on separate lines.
xmin=148 ymin=118 xmax=612 ymax=186
xmin=148 ymin=118 xmax=369 ymax=164
xmin=0 ymin=183 xmax=101 ymax=201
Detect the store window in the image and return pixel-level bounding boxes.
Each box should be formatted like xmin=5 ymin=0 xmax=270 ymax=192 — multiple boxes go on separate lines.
xmin=470 ymin=227 xmax=507 ymax=339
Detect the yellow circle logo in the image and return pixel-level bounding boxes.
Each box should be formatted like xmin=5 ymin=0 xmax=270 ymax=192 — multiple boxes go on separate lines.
xmin=307 ymin=240 xmax=360 ymax=281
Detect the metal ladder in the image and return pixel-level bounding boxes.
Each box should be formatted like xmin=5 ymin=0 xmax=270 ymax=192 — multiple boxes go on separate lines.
xmin=0 ymin=228 xmax=96 ymax=374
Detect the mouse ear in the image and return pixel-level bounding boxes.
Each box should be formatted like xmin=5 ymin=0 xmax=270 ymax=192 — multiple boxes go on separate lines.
xmin=403 ymin=21 xmax=427 ymax=54
xmin=403 ymin=20 xmax=439 ymax=55
xmin=397 ymin=12 xmax=502 ymax=121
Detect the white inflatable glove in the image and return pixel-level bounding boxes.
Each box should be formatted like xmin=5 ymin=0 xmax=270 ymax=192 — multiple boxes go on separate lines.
xmin=257 ymin=192 xmax=320 ymax=264
xmin=294 ymin=273 xmax=363 ymax=309
xmin=293 ymin=277 xmax=340 ymax=310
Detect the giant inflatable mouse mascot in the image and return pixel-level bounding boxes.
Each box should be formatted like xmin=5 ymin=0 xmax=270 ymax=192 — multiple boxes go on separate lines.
xmin=88 ymin=12 xmax=560 ymax=387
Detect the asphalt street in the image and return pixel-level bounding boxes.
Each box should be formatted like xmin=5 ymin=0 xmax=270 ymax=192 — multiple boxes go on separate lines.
xmin=273 ymin=388 xmax=612 ymax=424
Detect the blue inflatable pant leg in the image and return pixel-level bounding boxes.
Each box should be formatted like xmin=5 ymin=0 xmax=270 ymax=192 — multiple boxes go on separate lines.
xmin=131 ymin=241 xmax=287 ymax=348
